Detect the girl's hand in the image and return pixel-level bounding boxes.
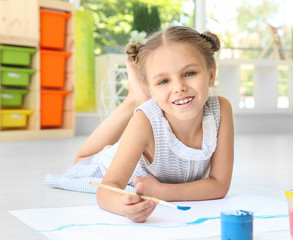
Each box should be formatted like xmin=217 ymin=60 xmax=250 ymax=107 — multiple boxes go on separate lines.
xmin=126 ymin=61 xmax=150 ymax=105
xmin=133 ymin=175 xmax=161 ymax=197
xmin=121 ymin=182 xmax=156 ymax=223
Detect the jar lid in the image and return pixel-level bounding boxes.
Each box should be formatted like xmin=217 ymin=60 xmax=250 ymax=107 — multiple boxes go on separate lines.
xmin=221 ymin=210 xmax=253 ymax=221
xmin=285 ymin=189 xmax=293 ymax=197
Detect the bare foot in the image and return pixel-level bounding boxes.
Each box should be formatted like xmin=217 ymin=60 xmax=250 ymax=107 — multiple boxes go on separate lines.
xmin=126 ymin=61 xmax=150 ymax=106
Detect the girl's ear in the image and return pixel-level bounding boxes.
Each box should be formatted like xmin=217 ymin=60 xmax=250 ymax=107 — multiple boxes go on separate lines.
xmin=209 ymin=65 xmax=217 ymax=87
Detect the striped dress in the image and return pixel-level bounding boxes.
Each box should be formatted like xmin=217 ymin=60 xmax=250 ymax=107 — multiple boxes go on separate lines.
xmin=45 ymin=96 xmax=220 ymax=193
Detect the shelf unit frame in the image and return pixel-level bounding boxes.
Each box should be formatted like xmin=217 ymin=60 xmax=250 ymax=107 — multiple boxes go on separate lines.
xmin=0 ymin=0 xmax=75 ymax=141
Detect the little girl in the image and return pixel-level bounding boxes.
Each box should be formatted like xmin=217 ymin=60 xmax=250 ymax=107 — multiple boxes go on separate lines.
xmin=46 ymin=26 xmax=234 ymax=223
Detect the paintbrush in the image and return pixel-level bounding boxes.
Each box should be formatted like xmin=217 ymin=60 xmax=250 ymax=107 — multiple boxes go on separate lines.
xmin=89 ymin=181 xmax=191 ymax=211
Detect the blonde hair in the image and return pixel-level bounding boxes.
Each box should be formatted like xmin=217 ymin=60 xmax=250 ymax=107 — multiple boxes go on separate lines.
xmin=126 ymin=26 xmax=220 ymax=85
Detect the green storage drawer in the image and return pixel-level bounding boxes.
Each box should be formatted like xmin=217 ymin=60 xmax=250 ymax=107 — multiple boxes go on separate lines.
xmin=1 ymin=89 xmax=29 ymax=106
xmin=0 ymin=45 xmax=37 ymax=66
xmin=1 ymin=67 xmax=36 ymax=87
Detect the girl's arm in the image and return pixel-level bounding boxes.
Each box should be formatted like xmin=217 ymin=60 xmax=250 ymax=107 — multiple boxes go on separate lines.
xmin=74 ymin=62 xmax=150 ymax=164
xmin=96 ymin=111 xmax=156 ymax=222
xmin=74 ymin=97 xmax=137 ymax=163
xmin=134 ymin=96 xmax=234 ymax=201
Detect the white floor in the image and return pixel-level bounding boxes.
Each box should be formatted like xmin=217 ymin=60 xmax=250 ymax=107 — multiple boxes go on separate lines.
xmin=0 ymin=134 xmax=292 ymax=240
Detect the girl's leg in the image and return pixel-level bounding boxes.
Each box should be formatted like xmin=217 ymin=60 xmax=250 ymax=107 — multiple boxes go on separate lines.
xmin=74 ymin=61 xmax=150 ymax=163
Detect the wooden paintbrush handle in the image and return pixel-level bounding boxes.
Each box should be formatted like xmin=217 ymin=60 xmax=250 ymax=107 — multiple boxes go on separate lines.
xmin=90 ymin=181 xmax=160 ymax=203
xmin=140 ymin=195 xmax=160 ymax=204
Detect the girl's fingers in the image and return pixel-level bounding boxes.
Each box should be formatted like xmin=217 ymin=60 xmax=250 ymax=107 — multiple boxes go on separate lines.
xmin=133 ymin=176 xmax=143 ymax=186
xmin=125 ymin=200 xmax=156 ymax=223
xmin=131 ymin=202 xmax=156 ymax=223
xmin=123 ymin=196 xmax=153 ymax=214
xmin=122 ymin=193 xmax=142 ymax=205
xmin=134 ymin=181 xmax=144 ymax=195
xmin=121 ymin=192 xmax=156 ymax=222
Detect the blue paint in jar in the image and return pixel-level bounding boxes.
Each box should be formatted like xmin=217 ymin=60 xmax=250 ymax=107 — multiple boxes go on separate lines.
xmin=221 ymin=210 xmax=253 ymax=240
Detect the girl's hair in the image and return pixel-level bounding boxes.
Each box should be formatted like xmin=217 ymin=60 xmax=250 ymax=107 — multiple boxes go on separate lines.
xmin=126 ymin=26 xmax=220 ymax=85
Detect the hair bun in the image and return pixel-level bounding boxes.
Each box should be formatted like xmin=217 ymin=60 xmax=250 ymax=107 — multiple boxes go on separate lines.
xmin=125 ymin=42 xmax=144 ymax=63
xmin=200 ymin=32 xmax=221 ymax=52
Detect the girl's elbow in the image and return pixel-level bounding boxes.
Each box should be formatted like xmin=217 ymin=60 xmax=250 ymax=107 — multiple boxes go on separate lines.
xmin=218 ymin=184 xmax=231 ymax=199
xmin=96 ymin=189 xmax=103 ymax=208
xmin=213 ymin=180 xmax=230 ymax=199
xmin=96 ymin=188 xmax=102 ymax=208
xmin=213 ymin=190 xmax=228 ymax=200
xmin=74 ymin=155 xmax=87 ymax=164
xmin=96 ymin=188 xmax=110 ymax=210
xmin=218 ymin=190 xmax=228 ymax=199
xmin=73 ymin=156 xmax=80 ymax=164
xmin=210 ymin=177 xmax=231 ymax=199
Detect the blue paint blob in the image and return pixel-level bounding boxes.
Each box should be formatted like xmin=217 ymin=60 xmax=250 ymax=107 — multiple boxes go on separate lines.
xmin=221 ymin=210 xmax=253 ymax=240
xmin=177 ymin=206 xmax=191 ymax=211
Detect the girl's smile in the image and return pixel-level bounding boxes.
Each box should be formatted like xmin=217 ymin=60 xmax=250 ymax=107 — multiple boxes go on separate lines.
xmin=172 ymin=96 xmax=194 ymax=107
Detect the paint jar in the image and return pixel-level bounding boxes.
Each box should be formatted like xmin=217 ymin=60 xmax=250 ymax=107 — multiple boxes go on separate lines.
xmin=221 ymin=210 xmax=253 ymax=240
xmin=285 ymin=189 xmax=293 ymax=237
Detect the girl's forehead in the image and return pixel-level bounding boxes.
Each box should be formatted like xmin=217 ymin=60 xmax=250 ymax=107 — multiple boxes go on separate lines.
xmin=147 ymin=43 xmax=206 ymax=67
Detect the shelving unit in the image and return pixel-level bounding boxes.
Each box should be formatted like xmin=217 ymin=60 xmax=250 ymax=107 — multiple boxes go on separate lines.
xmin=0 ymin=0 xmax=75 ymax=141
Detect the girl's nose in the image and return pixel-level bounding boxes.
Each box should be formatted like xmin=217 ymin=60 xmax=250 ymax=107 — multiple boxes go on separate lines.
xmin=173 ymin=79 xmax=186 ymax=93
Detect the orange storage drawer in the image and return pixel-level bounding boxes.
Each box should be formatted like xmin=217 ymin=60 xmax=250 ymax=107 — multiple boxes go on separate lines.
xmin=41 ymin=90 xmax=69 ymax=127
xmin=40 ymin=50 xmax=71 ymax=88
xmin=40 ymin=9 xmax=71 ymax=49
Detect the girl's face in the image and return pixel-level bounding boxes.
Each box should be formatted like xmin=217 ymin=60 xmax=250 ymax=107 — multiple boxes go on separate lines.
xmin=145 ymin=43 xmax=216 ymax=123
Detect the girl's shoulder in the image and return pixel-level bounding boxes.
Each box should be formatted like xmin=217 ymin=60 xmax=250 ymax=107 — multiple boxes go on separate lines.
xmin=217 ymin=96 xmax=233 ymax=115
xmin=206 ymin=95 xmax=232 ymax=113
xmin=134 ymin=98 xmax=163 ymax=123
xmin=125 ymin=106 xmax=154 ymax=148
xmin=215 ymin=96 xmax=233 ymax=131
xmin=205 ymin=95 xmax=232 ymax=133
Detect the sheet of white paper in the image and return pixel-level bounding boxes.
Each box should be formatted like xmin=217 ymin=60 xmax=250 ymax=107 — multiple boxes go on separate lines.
xmin=10 ymin=194 xmax=289 ymax=240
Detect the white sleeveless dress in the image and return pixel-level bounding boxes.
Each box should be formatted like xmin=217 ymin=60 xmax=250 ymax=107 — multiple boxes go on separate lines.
xmin=45 ymin=96 xmax=220 ymax=193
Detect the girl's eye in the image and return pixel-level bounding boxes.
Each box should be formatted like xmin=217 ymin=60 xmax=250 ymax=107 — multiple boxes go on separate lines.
xmin=185 ymin=71 xmax=195 ymax=77
xmin=159 ymin=79 xmax=169 ymax=85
